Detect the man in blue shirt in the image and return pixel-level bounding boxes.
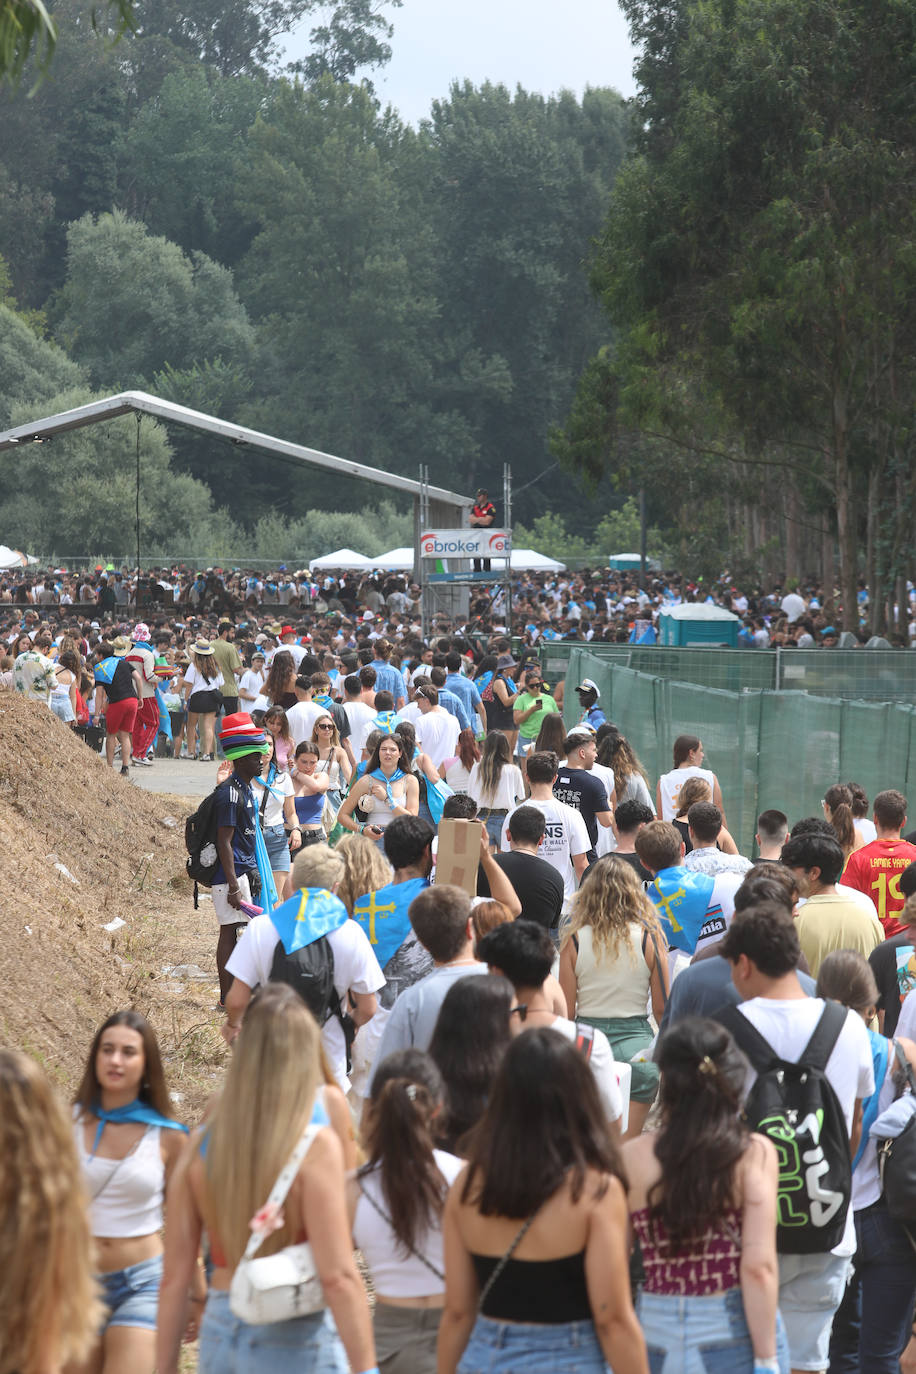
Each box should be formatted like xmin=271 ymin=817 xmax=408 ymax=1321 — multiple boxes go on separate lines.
xmin=444 ymin=651 xmax=486 ymax=735
xmin=429 ymin=667 xmax=473 ymax=732
xmin=369 ymin=638 xmax=406 ymax=709
xmin=213 ymin=715 xmax=271 ymax=1006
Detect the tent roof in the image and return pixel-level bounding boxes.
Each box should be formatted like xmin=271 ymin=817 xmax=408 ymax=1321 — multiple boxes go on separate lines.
xmin=0 ymin=545 xmax=36 ymax=569
xmin=370 ymin=547 xmax=414 ymax=570
xmin=308 ymin=548 xmax=373 ymax=570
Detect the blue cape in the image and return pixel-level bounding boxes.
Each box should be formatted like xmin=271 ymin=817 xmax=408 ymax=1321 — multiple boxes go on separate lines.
xmin=270 ymin=887 xmax=349 ymax=954
xmin=353 ymin=876 xmax=429 ymax=969
xmin=647 ymin=866 xmax=716 ymax=954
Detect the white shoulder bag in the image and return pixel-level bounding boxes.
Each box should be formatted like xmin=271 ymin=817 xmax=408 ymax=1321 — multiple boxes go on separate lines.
xmin=228 ymin=1121 xmax=325 ymax=1324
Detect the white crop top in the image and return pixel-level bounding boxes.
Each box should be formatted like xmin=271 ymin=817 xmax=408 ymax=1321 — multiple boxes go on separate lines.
xmin=353 ymin=1150 xmax=463 ymax=1297
xmin=75 ymin=1120 xmax=165 ymax=1237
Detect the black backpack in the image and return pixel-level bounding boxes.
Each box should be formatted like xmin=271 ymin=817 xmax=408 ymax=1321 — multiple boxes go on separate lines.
xmin=877 ymin=1041 xmax=916 ymax=1227
xmin=270 ymin=935 xmax=339 ymax=1027
xmin=718 ymin=1001 xmax=851 ymax=1254
xmin=185 ymin=783 xmax=225 ymax=903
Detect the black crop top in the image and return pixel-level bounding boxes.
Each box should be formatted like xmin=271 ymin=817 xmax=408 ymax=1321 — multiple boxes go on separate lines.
xmin=470 ymin=1251 xmax=590 ymax=1323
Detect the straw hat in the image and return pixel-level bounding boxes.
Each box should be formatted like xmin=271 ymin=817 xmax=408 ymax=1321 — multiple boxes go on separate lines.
xmin=192 ymin=639 xmax=215 ymax=656
xmin=111 ymin=636 xmax=131 ymax=656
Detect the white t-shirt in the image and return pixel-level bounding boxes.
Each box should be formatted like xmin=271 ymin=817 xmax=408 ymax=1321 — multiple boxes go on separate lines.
xmin=735 ymin=996 xmax=874 ymax=1255
xmin=355 ymin=1149 xmax=463 ymax=1297
xmin=344 ymin=700 xmax=376 ymax=746
xmin=657 ymin=766 xmax=716 ymax=821
xmin=227 ymin=913 xmax=385 ymax=1088
xmin=184 ymin=663 xmax=224 ymax=694
xmin=500 ymin=797 xmax=589 ymax=907
xmin=416 ymin=709 xmax=461 ymax=769
xmin=286 ymin=700 xmax=324 ymax=747
xmin=592 ymin=762 xmax=617 ymax=856
xmin=548 ymin=1018 xmax=623 ymax=1123
xmin=251 ymin=771 xmax=294 ymax=828
xmin=238 ymin=668 xmax=265 ymax=703
xmin=468 ymin=762 xmax=525 ymax=812
xmin=853 ymin=818 xmax=878 ymax=846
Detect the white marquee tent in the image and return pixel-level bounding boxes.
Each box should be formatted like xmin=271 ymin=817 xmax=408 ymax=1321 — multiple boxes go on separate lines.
xmin=308 ymin=548 xmax=373 ymax=571
xmin=367 ymin=546 xmax=566 ymax=572
xmin=0 ymin=545 xmax=37 ymax=570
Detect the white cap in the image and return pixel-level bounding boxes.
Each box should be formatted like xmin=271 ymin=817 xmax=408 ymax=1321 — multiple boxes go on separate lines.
xmin=577 ymin=677 xmax=600 ymax=699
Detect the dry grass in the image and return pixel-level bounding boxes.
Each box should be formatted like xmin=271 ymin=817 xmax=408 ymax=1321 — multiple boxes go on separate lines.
xmin=0 ymin=693 xmax=230 ymax=1121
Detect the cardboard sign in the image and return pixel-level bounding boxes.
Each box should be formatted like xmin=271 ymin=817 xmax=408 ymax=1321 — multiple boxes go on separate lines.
xmin=434 ymin=818 xmax=484 ymax=898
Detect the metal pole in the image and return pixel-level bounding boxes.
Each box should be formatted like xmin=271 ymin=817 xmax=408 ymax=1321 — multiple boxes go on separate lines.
xmin=135 ymin=413 xmax=142 ymax=576
xmin=504 ymin=462 xmax=512 ymax=637
xmin=639 ymin=486 xmax=647 ymax=587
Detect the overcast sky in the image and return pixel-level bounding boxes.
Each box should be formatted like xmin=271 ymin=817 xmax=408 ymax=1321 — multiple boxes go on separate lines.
xmin=286 ymin=0 xmax=638 ymax=124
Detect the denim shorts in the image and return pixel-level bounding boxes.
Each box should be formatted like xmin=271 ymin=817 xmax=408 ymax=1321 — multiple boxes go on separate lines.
xmin=99 ymin=1254 xmax=163 ymax=1331
xmin=778 ymin=1251 xmax=850 ymax=1371
xmin=263 ymin=823 xmax=292 ymax=872
xmin=637 ymin=1285 xmax=789 ymax=1374
xmin=458 ymin=1315 xmax=609 ymax=1372
xmin=198 ymin=1291 xmax=348 ymax=1374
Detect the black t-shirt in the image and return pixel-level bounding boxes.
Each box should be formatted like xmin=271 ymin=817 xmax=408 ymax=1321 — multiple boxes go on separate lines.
xmin=477 ymin=851 xmax=564 ymax=931
xmin=869 ymin=932 xmax=916 ymax=1038
xmin=607 ymin=850 xmax=653 ymax=885
xmin=103 ymin=657 xmax=138 ymax=704
xmin=552 ymin=767 xmax=609 ymax=851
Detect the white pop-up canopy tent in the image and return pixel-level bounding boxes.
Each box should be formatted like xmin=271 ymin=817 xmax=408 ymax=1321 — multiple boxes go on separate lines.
xmin=370 ymin=547 xmax=414 ymax=570
xmin=0 ymin=545 xmax=37 ymax=569
xmin=308 ymin=548 xmax=374 ymax=571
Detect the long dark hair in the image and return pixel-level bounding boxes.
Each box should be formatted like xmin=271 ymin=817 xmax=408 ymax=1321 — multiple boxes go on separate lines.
xmin=534 ymin=713 xmax=566 ymax=756
xmin=264 ymin=651 xmax=295 ymax=704
xmin=649 ymin=1017 xmax=748 ymax=1246
xmin=460 ymin=1028 xmax=624 ymax=1217
xmin=824 ymin=783 xmax=855 ymax=855
xmin=428 ymin=976 xmax=513 ymax=1153
xmin=358 ymin=1050 xmax=447 ymax=1255
xmin=73 ymin=1010 xmax=174 ymax=1120
xmin=365 ymin=734 xmax=412 ymax=775
xmin=455 ymin=727 xmax=481 ymax=772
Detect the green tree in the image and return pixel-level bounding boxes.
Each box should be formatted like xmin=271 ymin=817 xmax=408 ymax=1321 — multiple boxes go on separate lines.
xmin=291 ymin=0 xmax=401 ymax=89
xmin=426 ymin=81 xmax=629 ymax=527
xmin=117 ymin=68 xmax=264 ymax=263
xmin=0 ymin=0 xmax=133 ymax=87
xmin=50 ymin=209 xmax=255 ymax=389
xmin=0 ymin=285 xmax=84 ymax=427
xmin=0 ymin=387 xmax=215 ymax=554
xmin=583 ymin=0 xmax=916 ymax=626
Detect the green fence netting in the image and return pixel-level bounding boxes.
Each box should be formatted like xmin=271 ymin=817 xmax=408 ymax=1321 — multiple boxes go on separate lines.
xmin=562 ymin=648 xmax=916 ymax=857
xmin=543 ymin=643 xmax=916 ymax=703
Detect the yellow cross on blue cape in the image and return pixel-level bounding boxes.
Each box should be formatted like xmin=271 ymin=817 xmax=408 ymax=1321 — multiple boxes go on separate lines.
xmin=271 ymin=887 xmax=349 ymax=955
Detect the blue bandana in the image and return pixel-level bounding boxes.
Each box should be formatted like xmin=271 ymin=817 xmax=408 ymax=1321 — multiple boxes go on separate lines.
xmin=91 ymin=1101 xmax=188 ymax=1155
xmin=647 ymin=866 xmax=716 ymax=955
xmin=371 ymin=766 xmax=405 ymax=809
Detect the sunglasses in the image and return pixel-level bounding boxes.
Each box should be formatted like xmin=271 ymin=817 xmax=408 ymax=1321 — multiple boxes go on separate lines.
xmin=316 ymin=721 xmax=334 ymax=729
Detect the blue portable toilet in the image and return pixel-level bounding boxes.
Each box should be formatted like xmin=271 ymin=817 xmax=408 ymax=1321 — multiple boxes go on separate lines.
xmin=658 ymin=603 xmax=740 ymax=647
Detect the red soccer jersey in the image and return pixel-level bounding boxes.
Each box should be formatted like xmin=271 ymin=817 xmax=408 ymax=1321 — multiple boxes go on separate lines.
xmin=842 ymin=838 xmax=916 ymax=936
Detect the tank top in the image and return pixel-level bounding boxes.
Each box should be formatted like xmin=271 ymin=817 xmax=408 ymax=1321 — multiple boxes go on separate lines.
xmin=354 ymin=1150 xmax=462 ymax=1298
xmin=294 ymin=789 xmax=325 ymax=826
xmin=483 ymin=676 xmax=516 ymax=731
xmin=657 ymin=766 xmax=715 ymax=821
xmin=574 ymin=925 xmax=651 ymax=1019
xmin=315 ymin=752 xmax=343 ymax=791
xmin=75 ymin=1121 xmax=165 ymax=1238
xmin=630 ymin=1206 xmax=741 ymax=1296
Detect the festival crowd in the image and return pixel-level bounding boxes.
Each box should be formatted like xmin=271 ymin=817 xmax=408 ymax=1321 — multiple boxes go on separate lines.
xmin=4 ymin=569 xmax=916 ymax=1374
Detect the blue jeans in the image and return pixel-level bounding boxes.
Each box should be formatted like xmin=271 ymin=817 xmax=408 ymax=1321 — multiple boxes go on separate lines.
xmin=99 ymin=1254 xmax=162 ymax=1330
xmin=458 ymin=1315 xmax=609 ymax=1372
xmin=198 ymin=1291 xmax=348 ymax=1374
xmin=637 ymin=1286 xmax=789 ymax=1374
xmin=827 ymin=1200 xmax=916 ymax=1374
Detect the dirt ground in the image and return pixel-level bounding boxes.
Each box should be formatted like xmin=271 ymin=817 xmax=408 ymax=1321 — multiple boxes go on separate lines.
xmin=0 ymin=693 xmax=230 ymax=1120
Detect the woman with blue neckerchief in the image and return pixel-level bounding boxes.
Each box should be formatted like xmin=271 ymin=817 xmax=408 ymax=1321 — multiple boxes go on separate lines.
xmin=395 ymin=719 xmax=444 ymax=828
xmin=336 ymin=734 xmax=419 ymax=849
xmin=71 ymin=1010 xmax=195 ymax=1374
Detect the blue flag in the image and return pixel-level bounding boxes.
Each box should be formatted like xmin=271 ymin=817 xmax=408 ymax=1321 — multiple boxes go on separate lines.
xmin=352 ymin=876 xmax=429 ymax=969
xmin=647 ymin=866 xmax=716 ymax=954
xmin=270 ymin=887 xmax=349 ymax=955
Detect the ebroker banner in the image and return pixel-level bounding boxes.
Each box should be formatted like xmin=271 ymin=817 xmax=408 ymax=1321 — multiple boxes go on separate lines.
xmin=420 ymin=529 xmax=511 ymax=558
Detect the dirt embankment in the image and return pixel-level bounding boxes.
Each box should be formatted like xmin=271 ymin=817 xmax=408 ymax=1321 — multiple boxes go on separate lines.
xmin=0 ymin=694 xmax=228 ymax=1118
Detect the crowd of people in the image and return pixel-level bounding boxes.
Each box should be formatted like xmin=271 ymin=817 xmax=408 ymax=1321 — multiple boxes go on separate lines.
xmin=6 ymin=584 xmax=916 ymax=1374
xmin=2 ymin=558 xmax=915 ymax=654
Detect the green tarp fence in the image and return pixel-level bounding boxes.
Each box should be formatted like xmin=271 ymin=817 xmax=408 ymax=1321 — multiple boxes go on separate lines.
xmin=543 ymin=643 xmax=916 ymax=703
xmin=562 ymin=648 xmax=916 ymax=859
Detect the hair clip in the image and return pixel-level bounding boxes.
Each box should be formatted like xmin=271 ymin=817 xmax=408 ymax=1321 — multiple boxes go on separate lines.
xmin=698 ymin=1055 xmax=716 ymax=1076
xmin=405 ymin=1084 xmax=418 ymax=1101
